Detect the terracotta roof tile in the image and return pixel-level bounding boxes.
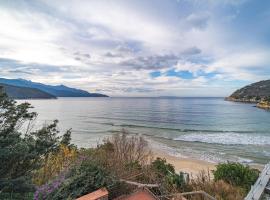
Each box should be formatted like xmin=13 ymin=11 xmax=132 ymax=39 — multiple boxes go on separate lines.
xmin=76 ymin=188 xmax=108 ymax=200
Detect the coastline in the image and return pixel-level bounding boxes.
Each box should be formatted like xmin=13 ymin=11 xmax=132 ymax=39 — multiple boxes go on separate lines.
xmin=151 ymin=142 xmax=264 ymax=177
xmin=152 ymin=146 xmax=216 ymax=177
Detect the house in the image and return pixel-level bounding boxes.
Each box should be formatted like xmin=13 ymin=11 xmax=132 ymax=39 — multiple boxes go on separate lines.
xmin=114 ymin=187 xmax=158 ymax=200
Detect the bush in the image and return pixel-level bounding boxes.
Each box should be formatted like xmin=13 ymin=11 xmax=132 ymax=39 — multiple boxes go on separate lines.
xmin=42 ymin=158 xmax=123 ymax=200
xmin=151 ymin=157 xmax=175 ymax=176
xmin=33 ymin=144 xmax=78 ymax=186
xmin=93 ymin=130 xmax=152 ymax=178
xmin=151 ymin=157 xmax=186 ymax=192
xmin=189 ymin=170 xmax=245 ymax=200
xmin=213 ymin=162 xmax=259 ymax=192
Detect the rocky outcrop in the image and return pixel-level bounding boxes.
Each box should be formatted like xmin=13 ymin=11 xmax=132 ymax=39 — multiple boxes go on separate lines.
xmin=226 ymin=80 xmax=270 ymax=102
xmin=257 ymin=101 xmax=270 ymax=109
xmin=226 ymin=80 xmax=270 ymax=110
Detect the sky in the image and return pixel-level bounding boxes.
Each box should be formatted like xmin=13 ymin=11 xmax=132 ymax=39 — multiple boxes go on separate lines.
xmin=0 ymin=0 xmax=270 ymax=97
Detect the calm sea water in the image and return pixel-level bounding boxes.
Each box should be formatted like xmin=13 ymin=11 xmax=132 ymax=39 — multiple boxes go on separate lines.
xmin=18 ymin=97 xmax=270 ymax=165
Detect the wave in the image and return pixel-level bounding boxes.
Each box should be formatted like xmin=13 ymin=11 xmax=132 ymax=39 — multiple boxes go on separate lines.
xmin=80 ymin=120 xmax=270 ymax=145
xmin=118 ymin=124 xmax=259 ymax=134
xmin=173 ymin=132 xmax=270 ymax=145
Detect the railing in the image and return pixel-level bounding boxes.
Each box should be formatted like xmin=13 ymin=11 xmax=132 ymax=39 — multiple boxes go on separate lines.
xmin=245 ymin=163 xmax=270 ymax=200
xmin=158 ymin=190 xmax=216 ymax=200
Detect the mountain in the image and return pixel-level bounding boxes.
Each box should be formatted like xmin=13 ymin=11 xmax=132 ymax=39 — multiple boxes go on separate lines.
xmin=226 ymin=80 xmax=270 ymax=102
xmin=0 ymin=83 xmax=56 ymax=99
xmin=0 ymin=78 xmax=108 ymax=97
xmin=226 ymin=80 xmax=270 ymax=109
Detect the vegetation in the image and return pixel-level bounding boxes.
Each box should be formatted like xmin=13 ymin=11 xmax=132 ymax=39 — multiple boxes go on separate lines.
xmin=189 ymin=170 xmax=245 ymax=200
xmin=213 ymin=162 xmax=259 ymax=192
xmin=0 ymin=87 xmax=72 ymax=198
xmin=151 ymin=157 xmax=186 ymax=191
xmin=0 ymin=83 xmax=56 ymax=99
xmin=33 ymin=144 xmax=77 ymax=186
xmin=37 ymin=159 xmax=119 ymax=200
xmin=0 ymin=88 xmax=261 ymax=200
xmin=227 ymin=79 xmax=270 ymax=102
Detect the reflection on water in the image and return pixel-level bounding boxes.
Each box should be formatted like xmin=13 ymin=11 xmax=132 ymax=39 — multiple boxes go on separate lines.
xmin=18 ymin=97 xmax=270 ymax=164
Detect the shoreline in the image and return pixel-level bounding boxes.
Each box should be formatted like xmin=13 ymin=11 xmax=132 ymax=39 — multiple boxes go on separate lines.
xmin=153 ymin=147 xmax=216 ymax=177
xmin=151 ymin=144 xmax=264 ymax=177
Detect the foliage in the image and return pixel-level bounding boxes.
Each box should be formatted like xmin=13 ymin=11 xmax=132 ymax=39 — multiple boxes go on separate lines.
xmin=265 ymin=96 xmax=270 ymax=102
xmin=151 ymin=157 xmax=186 ymax=192
xmin=33 ymin=144 xmax=77 ymax=186
xmin=104 ymin=130 xmax=152 ymax=166
xmin=213 ymin=162 xmax=259 ymax=192
xmin=0 ymin=88 xmax=72 ymax=195
xmin=43 ymin=158 xmax=121 ymax=200
xmin=93 ymin=130 xmax=152 ymax=178
xmin=151 ymin=157 xmax=175 ymax=176
xmin=189 ymin=170 xmax=245 ymax=200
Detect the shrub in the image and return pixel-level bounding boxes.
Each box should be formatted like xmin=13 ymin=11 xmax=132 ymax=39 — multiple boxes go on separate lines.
xmin=213 ymin=162 xmax=259 ymax=192
xmin=33 ymin=144 xmax=78 ymax=186
xmin=189 ymin=170 xmax=245 ymax=200
xmin=151 ymin=157 xmax=186 ymax=192
xmin=93 ymin=130 xmax=152 ymax=178
xmin=105 ymin=130 xmax=152 ymax=166
xmin=44 ymin=158 xmax=122 ymax=200
xmin=151 ymin=157 xmax=175 ymax=176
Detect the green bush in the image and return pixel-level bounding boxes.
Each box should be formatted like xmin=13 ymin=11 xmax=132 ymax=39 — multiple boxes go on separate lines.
xmin=46 ymin=159 xmax=123 ymax=200
xmin=151 ymin=157 xmax=185 ymax=190
xmin=213 ymin=162 xmax=259 ymax=192
xmin=151 ymin=157 xmax=175 ymax=176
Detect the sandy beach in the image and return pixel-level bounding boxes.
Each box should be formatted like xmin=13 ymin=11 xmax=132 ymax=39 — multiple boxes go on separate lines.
xmin=153 ymin=148 xmax=216 ymax=177
xmin=153 ymin=147 xmax=264 ymax=178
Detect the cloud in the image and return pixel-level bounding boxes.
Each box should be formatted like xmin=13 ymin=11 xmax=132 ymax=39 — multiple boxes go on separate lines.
xmin=185 ymin=12 xmax=210 ymax=30
xmin=8 ymin=70 xmax=33 ymax=75
xmin=120 ymin=54 xmax=179 ymax=70
xmin=181 ymin=47 xmax=202 ymax=56
xmin=0 ymin=0 xmax=269 ymax=97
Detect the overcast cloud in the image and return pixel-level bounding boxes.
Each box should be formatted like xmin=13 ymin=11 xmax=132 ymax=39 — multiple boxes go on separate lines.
xmin=0 ymin=0 xmax=269 ymax=96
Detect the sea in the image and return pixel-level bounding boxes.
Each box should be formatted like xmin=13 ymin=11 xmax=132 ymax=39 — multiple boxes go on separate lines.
xmin=18 ymin=97 xmax=270 ymax=165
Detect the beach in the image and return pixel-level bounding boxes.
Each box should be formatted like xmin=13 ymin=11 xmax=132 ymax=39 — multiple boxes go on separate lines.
xmin=152 ymin=145 xmax=264 ymax=177
xmin=153 ymin=147 xmax=216 ymax=177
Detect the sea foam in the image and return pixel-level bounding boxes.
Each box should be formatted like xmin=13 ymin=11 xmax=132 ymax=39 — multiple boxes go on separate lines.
xmin=173 ymin=132 xmax=270 ymax=145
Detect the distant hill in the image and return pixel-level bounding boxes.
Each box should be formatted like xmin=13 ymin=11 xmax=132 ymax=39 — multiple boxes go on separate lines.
xmin=0 ymin=78 xmax=108 ymax=97
xmin=0 ymin=83 xmax=56 ymax=99
xmin=226 ymin=80 xmax=270 ymax=109
xmin=226 ymin=80 xmax=270 ymax=102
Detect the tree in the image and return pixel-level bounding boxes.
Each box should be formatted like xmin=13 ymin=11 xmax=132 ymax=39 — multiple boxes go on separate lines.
xmin=0 ymin=87 xmax=72 ymax=195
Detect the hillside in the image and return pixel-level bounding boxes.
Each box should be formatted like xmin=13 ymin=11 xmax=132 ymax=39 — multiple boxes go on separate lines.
xmin=226 ymin=80 xmax=270 ymax=102
xmin=0 ymin=78 xmax=108 ymax=97
xmin=226 ymin=80 xmax=270 ymax=109
xmin=0 ymin=83 xmax=56 ymax=99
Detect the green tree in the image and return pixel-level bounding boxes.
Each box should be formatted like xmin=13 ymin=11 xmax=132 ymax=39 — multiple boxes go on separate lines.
xmin=213 ymin=162 xmax=259 ymax=192
xmin=0 ymin=87 xmax=71 ymax=196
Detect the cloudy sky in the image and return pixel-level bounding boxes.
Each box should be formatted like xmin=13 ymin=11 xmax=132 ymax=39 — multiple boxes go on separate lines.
xmin=0 ymin=0 xmax=270 ymax=97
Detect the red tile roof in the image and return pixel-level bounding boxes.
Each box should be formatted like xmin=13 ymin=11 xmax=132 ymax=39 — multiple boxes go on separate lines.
xmin=76 ymin=188 xmax=108 ymax=200
xmin=115 ymin=188 xmax=158 ymax=200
